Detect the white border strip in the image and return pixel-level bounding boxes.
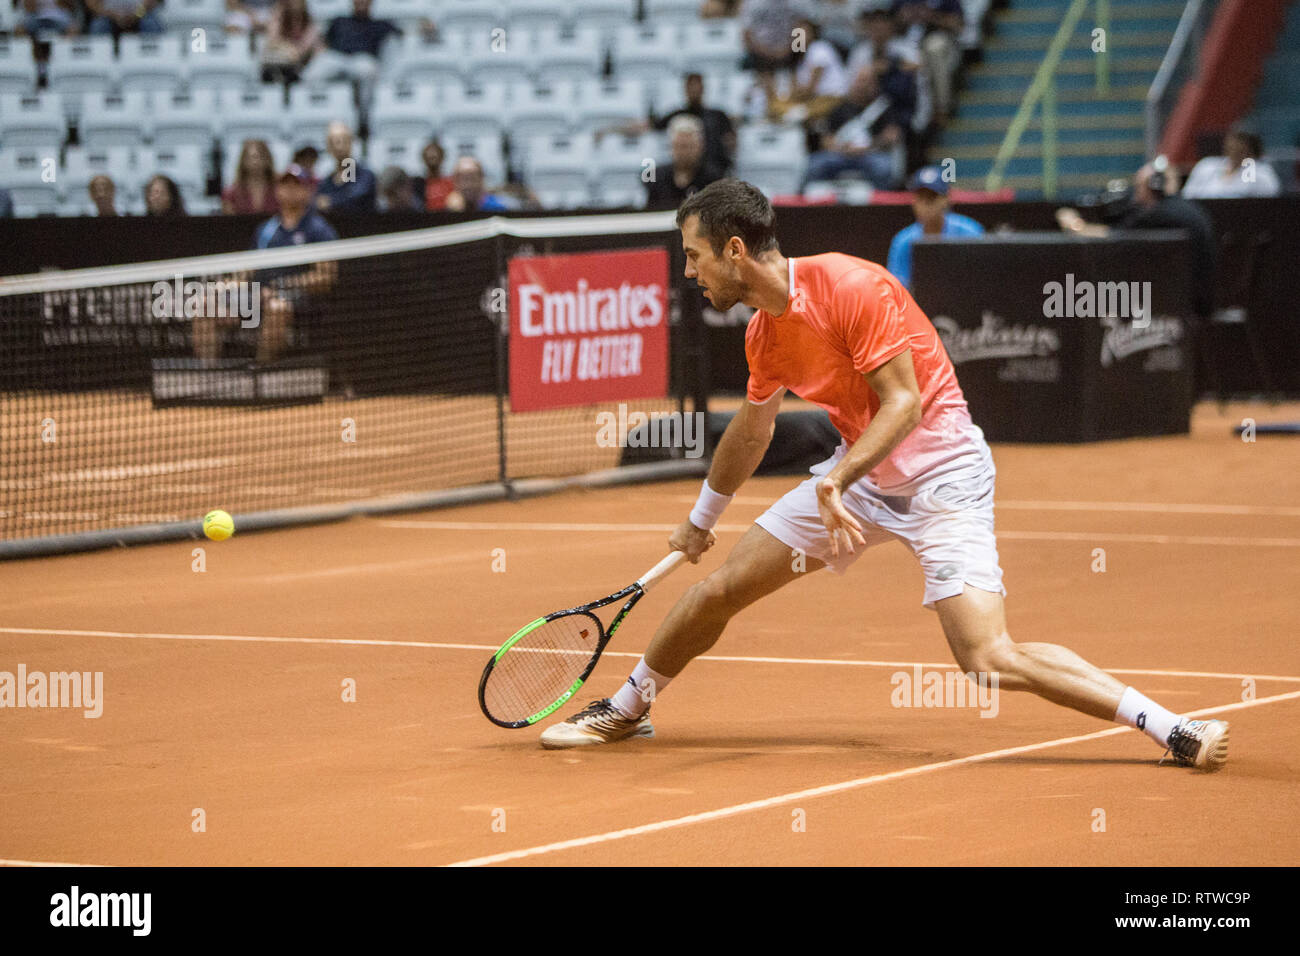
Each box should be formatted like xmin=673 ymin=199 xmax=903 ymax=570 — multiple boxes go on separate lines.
xmin=0 ymin=211 xmax=677 ymax=297
xmin=445 ymin=689 xmax=1300 ymax=867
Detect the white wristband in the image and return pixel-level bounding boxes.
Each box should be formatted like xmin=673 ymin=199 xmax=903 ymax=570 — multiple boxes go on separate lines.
xmin=689 ymin=479 xmax=732 ymax=531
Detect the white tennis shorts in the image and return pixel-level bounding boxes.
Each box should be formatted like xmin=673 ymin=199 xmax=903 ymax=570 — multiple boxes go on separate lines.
xmin=755 ymin=437 xmax=1006 ymax=610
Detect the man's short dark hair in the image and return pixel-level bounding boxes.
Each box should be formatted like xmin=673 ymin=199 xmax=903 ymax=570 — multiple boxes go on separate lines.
xmin=676 ymin=178 xmax=779 ymax=256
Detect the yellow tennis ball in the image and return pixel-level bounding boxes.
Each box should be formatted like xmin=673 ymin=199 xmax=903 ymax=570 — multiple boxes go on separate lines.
xmin=203 ymin=510 xmax=235 ymax=541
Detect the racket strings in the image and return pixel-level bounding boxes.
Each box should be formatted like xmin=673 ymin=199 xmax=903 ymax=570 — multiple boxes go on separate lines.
xmin=483 ymin=613 xmax=602 ymax=723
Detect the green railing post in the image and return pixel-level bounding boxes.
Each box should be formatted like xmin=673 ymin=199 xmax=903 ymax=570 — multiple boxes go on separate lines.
xmin=1042 ymin=78 xmax=1058 ymax=199
xmin=1096 ymin=0 xmax=1111 ymax=95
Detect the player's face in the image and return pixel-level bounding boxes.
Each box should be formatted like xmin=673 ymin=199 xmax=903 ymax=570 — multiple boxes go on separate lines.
xmin=681 ymin=216 xmax=745 ymax=311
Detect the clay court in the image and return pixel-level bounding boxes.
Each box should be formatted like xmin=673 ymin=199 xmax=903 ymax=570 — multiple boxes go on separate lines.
xmin=1 ymin=399 xmax=1297 ymax=867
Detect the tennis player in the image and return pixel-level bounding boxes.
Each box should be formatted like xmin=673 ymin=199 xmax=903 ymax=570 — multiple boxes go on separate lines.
xmin=541 ymin=178 xmax=1230 ymax=771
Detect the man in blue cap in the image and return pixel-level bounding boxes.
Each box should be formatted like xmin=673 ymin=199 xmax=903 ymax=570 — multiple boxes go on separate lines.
xmin=887 ymin=165 xmax=984 ymax=291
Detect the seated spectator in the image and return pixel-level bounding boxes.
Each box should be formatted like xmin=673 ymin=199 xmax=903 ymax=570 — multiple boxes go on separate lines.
xmin=222 ymin=140 xmax=280 ymax=215
xmin=886 ymin=165 xmax=983 ymax=290
xmin=88 ymin=175 xmax=118 ymax=216
xmin=645 ymin=115 xmax=724 ymax=210
xmin=741 ymin=0 xmax=799 ymax=73
xmin=444 ymin=156 xmax=508 ymax=212
xmin=803 ymin=67 xmax=911 ymax=190
xmin=14 ymin=0 xmax=79 ymax=38
xmin=314 ymin=121 xmax=377 ymax=214
xmin=143 ymin=174 xmax=186 ymax=217
xmin=766 ymin=17 xmax=850 ymax=122
xmin=86 ymin=0 xmax=164 ymax=35
xmin=847 ymin=8 xmax=922 ymax=91
xmin=261 ymin=0 xmax=322 ymax=84
xmin=1182 ymin=129 xmax=1282 ymax=199
xmin=421 ymin=139 xmax=456 ymax=210
xmin=376 ymin=166 xmax=423 ymax=212
xmin=291 ymin=145 xmax=322 ymax=188
xmin=195 ymin=166 xmax=339 ymax=364
xmin=300 ymin=0 xmax=401 ymax=104
xmin=225 ymin=0 xmax=277 ymax=34
xmin=604 ymin=74 xmax=737 ymax=175
xmin=890 ymin=0 xmax=963 ymax=126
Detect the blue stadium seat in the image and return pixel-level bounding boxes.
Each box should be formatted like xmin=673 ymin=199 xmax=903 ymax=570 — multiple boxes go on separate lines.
xmin=217 ymin=87 xmax=289 ymax=145
xmin=370 ymin=83 xmax=439 ymax=143
xmin=611 ymin=22 xmax=682 ymax=83
xmin=464 ymin=24 xmax=538 ymax=87
xmin=532 ymin=25 xmax=605 ymax=84
xmin=371 ymin=0 xmax=435 ymax=31
xmin=0 ymin=92 xmax=66 ymax=149
xmin=643 ymin=0 xmax=702 ymax=21
xmin=444 ymin=132 xmax=507 ymax=185
xmin=440 ymin=82 xmax=509 ymax=140
xmin=79 ymin=91 xmax=153 ymax=149
xmin=152 ymin=89 xmax=222 ymax=149
xmin=46 ymin=37 xmax=118 ymax=95
xmin=438 ymin=0 xmax=506 ymax=37
xmin=573 ymin=77 xmax=650 ymax=130
xmin=735 ymin=123 xmax=807 ymax=197
xmin=187 ymin=35 xmax=258 ymax=92
xmin=591 ymin=131 xmax=661 ymax=209
xmin=567 ymin=0 xmax=636 ymax=37
xmin=286 ymin=83 xmax=358 ymax=144
xmin=506 ymin=81 xmax=577 ymax=157
xmin=118 ymin=34 xmax=188 ymax=94
xmin=164 ymin=0 xmax=227 ymax=31
xmin=679 ymin=19 xmax=743 ymax=76
xmin=526 ymin=131 xmax=596 ymax=209
xmin=388 ymin=31 xmax=468 ymax=89
xmin=62 ymin=145 xmax=139 ymax=212
xmin=0 ymin=38 xmax=38 ymax=94
xmin=366 ymin=137 xmax=428 ymax=178
xmin=0 ymin=147 xmax=61 ymax=215
xmin=504 ymin=0 xmax=571 ymax=34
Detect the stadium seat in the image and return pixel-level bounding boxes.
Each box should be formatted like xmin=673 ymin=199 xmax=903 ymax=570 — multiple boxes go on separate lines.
xmin=437 ymin=0 xmax=506 ymax=37
xmin=568 ymin=0 xmax=636 ymax=37
xmin=573 ymin=77 xmax=649 ymax=131
xmin=310 ymin=0 xmax=353 ymax=21
xmin=388 ymin=31 xmax=468 ymax=89
xmin=643 ymin=0 xmax=701 ymax=20
xmin=532 ymin=25 xmax=605 ymax=84
xmin=370 ymin=83 xmax=439 ymax=143
xmin=611 ymin=22 xmax=681 ymax=84
xmin=0 ymin=92 xmax=66 ymax=149
xmin=187 ymin=36 xmax=258 ymax=92
xmin=735 ymin=123 xmax=807 ymax=197
xmin=679 ymin=19 xmax=744 ymax=76
xmin=151 ymin=89 xmax=222 ymax=149
xmin=526 ymin=132 xmax=596 ymax=209
xmin=286 ymin=83 xmax=358 ymax=145
xmin=463 ymin=25 xmax=537 ymax=88
xmin=590 ymin=130 xmax=661 ymax=208
xmin=0 ymin=148 xmax=61 ymax=215
xmin=0 ymin=38 xmax=38 ymax=94
xmin=506 ymin=81 xmax=576 ymax=157
xmin=440 ymin=82 xmax=509 ymax=140
xmin=216 ymin=87 xmax=289 ymax=145
xmin=371 ymin=0 xmax=434 ymax=30
xmin=46 ymin=37 xmax=117 ymax=95
xmin=137 ymin=144 xmax=209 ymax=209
xmin=164 ymin=0 xmax=227 ymax=31
xmin=118 ymin=34 xmax=188 ymax=94
xmin=78 ymin=91 xmax=153 ymax=149
xmin=504 ymin=0 xmax=571 ymax=34
xmin=62 ymin=145 xmax=139 ymax=209
xmin=444 ymin=132 xmax=506 ymax=185
xmin=366 ymin=137 xmax=427 ymax=178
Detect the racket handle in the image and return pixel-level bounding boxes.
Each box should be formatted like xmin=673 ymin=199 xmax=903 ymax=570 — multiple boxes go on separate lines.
xmin=636 ymin=550 xmax=689 ymax=592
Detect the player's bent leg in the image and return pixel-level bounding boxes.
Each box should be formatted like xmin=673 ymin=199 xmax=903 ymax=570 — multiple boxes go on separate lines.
xmin=935 ymin=585 xmax=1229 ymax=770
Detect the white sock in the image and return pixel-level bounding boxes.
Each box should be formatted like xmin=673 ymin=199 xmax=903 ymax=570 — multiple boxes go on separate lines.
xmin=1114 ymin=686 xmax=1181 ymax=746
xmin=609 ymin=658 xmax=673 ymax=719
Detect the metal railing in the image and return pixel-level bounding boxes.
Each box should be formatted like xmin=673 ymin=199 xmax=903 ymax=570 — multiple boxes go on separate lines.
xmin=985 ymin=0 xmax=1112 ymax=197
xmin=1146 ymin=0 xmax=1221 ymax=159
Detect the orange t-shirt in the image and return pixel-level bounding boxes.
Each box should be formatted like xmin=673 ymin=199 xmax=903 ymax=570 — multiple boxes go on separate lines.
xmin=745 ymin=253 xmax=980 ymax=493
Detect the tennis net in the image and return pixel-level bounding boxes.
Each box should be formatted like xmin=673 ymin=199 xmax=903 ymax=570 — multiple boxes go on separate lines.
xmin=0 ymin=212 xmax=709 ymax=557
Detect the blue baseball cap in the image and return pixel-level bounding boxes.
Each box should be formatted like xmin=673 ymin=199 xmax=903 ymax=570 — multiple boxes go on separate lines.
xmin=908 ymin=166 xmax=950 ymax=195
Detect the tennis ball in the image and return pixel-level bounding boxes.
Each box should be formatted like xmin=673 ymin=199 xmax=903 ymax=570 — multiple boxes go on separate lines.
xmin=203 ymin=510 xmax=235 ymax=541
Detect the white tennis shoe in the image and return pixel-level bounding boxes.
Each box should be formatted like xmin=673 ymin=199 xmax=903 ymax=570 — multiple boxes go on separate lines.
xmin=1161 ymin=718 xmax=1230 ymax=771
xmin=540 ymin=698 xmax=655 ymax=749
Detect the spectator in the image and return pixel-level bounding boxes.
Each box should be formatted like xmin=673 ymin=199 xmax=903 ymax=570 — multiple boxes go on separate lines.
xmin=88 ymin=175 xmax=118 ymax=216
xmin=222 ymin=140 xmax=280 ymax=215
xmin=225 ymin=0 xmax=277 ymax=34
xmin=444 ymin=156 xmax=508 ymax=212
xmin=740 ymin=0 xmax=799 ymax=73
xmin=143 ymin=174 xmax=186 ymax=217
xmin=14 ymin=0 xmax=79 ymax=37
xmin=890 ymin=0 xmax=963 ymax=126
xmin=645 ymin=115 xmax=724 ymax=210
xmin=195 ymin=165 xmax=339 ymax=364
xmin=886 ymin=165 xmax=983 ymax=289
xmin=300 ymin=0 xmax=401 ymax=104
xmin=314 ymin=121 xmax=377 ymax=214
xmin=85 ymin=0 xmax=164 ymax=35
xmin=606 ymin=74 xmax=737 ymax=175
xmin=803 ymin=66 xmax=911 ymax=190
xmin=376 ymin=166 xmax=422 ymax=212
xmin=291 ymin=145 xmax=322 ymax=188
xmin=847 ymin=8 xmax=922 ymax=90
xmin=1182 ymin=129 xmax=1282 ymax=199
xmin=766 ymin=17 xmax=850 ymax=122
xmin=261 ymin=0 xmax=322 ymax=84
xmin=421 ymin=139 xmax=456 ymax=210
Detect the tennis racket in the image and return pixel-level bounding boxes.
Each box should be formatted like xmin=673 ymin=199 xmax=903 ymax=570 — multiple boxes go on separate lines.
xmin=478 ymin=551 xmax=688 ymax=728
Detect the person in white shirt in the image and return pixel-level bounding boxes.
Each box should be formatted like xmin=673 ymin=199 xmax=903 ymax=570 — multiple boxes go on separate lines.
xmin=766 ymin=17 xmax=850 ymax=121
xmin=1182 ymin=129 xmax=1282 ymax=199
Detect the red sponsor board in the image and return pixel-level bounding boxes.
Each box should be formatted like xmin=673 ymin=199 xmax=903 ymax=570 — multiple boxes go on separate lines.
xmin=509 ymin=248 xmax=669 ymax=412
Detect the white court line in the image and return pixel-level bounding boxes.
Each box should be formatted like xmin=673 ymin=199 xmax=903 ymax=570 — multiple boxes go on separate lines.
xmin=444 ymin=688 xmax=1300 ymax=867
xmin=3 ymin=627 xmax=1298 ymax=684
xmin=378 ymin=519 xmax=1300 ymax=548
xmin=0 ymin=859 xmax=103 ymax=867
xmin=670 ymin=497 xmax=1300 ymax=518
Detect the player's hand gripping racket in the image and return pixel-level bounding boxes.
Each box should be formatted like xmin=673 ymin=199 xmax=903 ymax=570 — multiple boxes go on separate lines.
xmin=478 ymin=551 xmax=688 ymax=728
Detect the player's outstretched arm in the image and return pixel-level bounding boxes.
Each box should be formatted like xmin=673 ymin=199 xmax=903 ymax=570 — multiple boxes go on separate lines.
xmin=669 ymin=389 xmax=785 ymax=562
